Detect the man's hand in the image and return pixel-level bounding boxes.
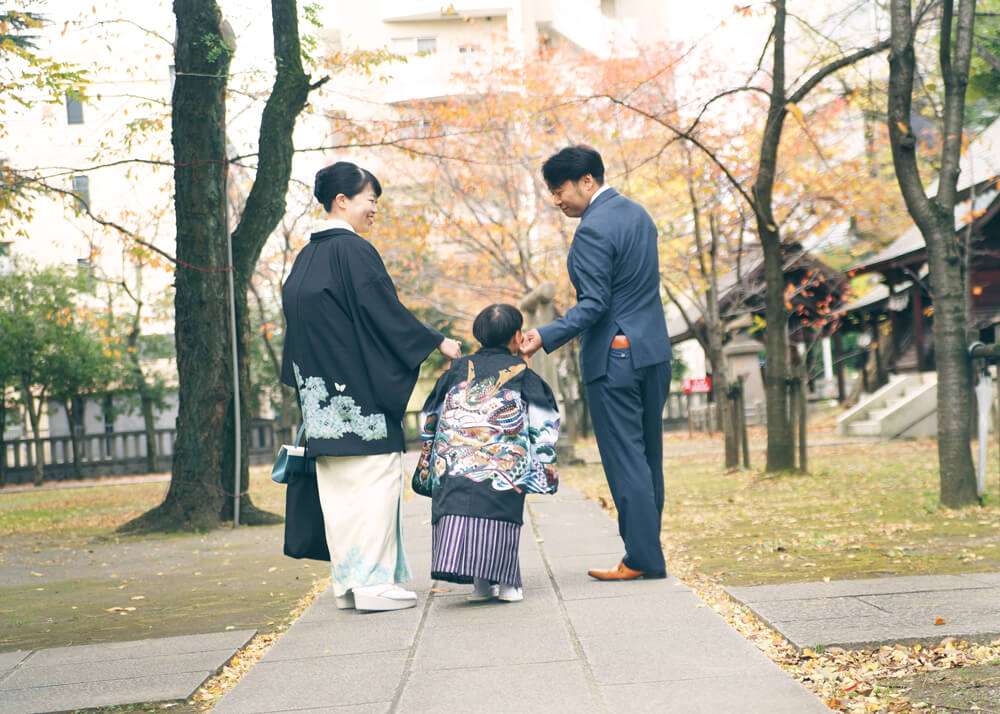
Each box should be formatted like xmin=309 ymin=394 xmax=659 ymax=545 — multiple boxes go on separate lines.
xmin=438 ymin=337 xmax=462 ymax=360
xmin=520 ymin=329 xmax=543 ymax=358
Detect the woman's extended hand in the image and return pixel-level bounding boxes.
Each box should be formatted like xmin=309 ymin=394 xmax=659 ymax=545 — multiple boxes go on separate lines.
xmin=438 ymin=337 xmax=462 ymax=360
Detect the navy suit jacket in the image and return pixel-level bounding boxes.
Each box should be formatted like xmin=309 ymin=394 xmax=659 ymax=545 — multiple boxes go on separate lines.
xmin=538 ymin=187 xmax=671 ymax=383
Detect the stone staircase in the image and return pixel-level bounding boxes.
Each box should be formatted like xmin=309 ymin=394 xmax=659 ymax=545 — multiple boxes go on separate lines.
xmin=837 ymin=372 xmax=938 ymax=438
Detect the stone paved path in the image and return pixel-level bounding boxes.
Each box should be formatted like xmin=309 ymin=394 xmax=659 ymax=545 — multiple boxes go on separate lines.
xmin=0 ymin=629 xmax=255 ymax=714
xmin=215 ymin=488 xmax=827 ymax=713
xmin=727 ymin=572 xmax=1000 ymax=651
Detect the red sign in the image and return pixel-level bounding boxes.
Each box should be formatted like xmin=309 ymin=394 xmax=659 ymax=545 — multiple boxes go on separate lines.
xmin=681 ymin=376 xmax=713 ymax=395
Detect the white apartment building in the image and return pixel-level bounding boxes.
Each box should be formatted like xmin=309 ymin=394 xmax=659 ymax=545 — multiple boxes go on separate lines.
xmin=320 ymin=0 xmax=673 ymax=110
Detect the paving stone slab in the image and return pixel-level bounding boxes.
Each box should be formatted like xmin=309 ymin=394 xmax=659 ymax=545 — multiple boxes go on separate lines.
xmin=543 ymin=557 xmax=695 ymax=601
xmin=533 ymin=533 xmax=629 ymax=558
xmin=859 ymin=587 xmax=1000 ymax=616
xmin=0 ymin=670 xmax=211 ymax=714
xmin=563 ymin=590 xmax=711 ymax=638
xmin=425 ymin=587 xmax=559 ymax=627
xmin=414 ymin=620 xmax=576 ymax=670
xmin=600 ymin=673 xmax=830 ymax=713
xmin=964 ymin=572 xmax=1000 ymax=586
xmin=727 ymin=574 xmax=983 ymax=603
xmin=579 ymin=622 xmax=767 ymax=685
xmin=731 ymin=572 xmax=1000 ymax=650
xmin=747 ymin=596 xmax=887 ymax=624
xmin=768 ymin=614 xmax=1000 ymax=650
xmin=273 ymin=704 xmax=391 ymax=713
xmin=0 ymin=651 xmax=29 ymax=674
xmin=22 ymin=629 xmax=255 ymax=667
xmin=216 ymin=485 xmax=826 ymax=713
xmin=297 ymin=591 xmax=424 ymax=627
xmin=213 ymin=652 xmax=407 ymax=713
xmin=396 ymin=660 xmax=602 ymax=713
xmin=262 ymin=618 xmax=414 ymax=661
xmin=1 ymin=648 xmax=239 ymax=690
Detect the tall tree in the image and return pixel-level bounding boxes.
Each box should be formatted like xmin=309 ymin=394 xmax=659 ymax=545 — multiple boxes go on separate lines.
xmin=0 ymin=263 xmax=89 ymax=485
xmin=122 ymin=0 xmax=324 ymax=530
xmin=887 ymin=0 xmax=980 ymax=507
xmin=602 ymin=3 xmax=890 ymax=470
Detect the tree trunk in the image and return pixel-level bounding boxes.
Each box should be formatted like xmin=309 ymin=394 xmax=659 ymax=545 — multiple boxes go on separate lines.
xmin=754 ymin=0 xmax=794 ymax=472
xmin=707 ymin=343 xmax=738 ymax=468
xmin=121 ymin=0 xmax=233 ymax=531
xmin=140 ymin=392 xmax=158 ymax=472
xmin=0 ymin=386 xmax=7 ymax=487
xmin=887 ymin=0 xmax=978 ymax=507
xmin=222 ymin=0 xmax=313 ymax=525
xmin=760 ymin=231 xmax=794 ymax=470
xmin=927 ymin=218 xmax=978 ymax=505
xmin=63 ymin=398 xmax=82 ymax=479
xmin=22 ymin=379 xmax=44 ymax=486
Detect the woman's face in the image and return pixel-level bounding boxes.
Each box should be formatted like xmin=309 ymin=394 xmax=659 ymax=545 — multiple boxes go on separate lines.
xmin=334 ymin=184 xmax=378 ymax=234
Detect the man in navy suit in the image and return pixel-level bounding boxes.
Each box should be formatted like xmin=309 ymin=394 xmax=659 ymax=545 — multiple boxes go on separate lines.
xmin=521 ymin=145 xmax=671 ymax=580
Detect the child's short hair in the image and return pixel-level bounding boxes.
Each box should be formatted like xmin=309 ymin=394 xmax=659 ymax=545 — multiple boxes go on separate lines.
xmin=472 ymin=304 xmax=524 ymax=348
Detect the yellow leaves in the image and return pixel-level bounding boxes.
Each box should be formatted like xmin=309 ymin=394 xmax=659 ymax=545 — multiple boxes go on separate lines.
xmin=786 ymin=102 xmax=805 ymax=125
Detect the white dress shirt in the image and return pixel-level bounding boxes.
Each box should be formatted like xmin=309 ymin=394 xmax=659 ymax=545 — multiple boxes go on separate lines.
xmin=589 ymin=184 xmax=612 ymax=205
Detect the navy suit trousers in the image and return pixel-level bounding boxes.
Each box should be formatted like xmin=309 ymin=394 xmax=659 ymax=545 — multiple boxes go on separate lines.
xmin=585 ymin=348 xmax=670 ymax=575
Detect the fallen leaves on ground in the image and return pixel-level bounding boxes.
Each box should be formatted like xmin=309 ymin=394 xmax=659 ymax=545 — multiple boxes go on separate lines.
xmin=563 ymin=436 xmax=1000 ymax=714
xmin=190 ymin=576 xmax=330 ymax=711
xmin=667 ymin=540 xmax=1000 ymax=713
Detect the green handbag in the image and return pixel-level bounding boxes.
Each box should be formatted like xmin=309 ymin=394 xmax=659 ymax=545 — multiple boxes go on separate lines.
xmin=271 ymin=424 xmax=307 ymax=484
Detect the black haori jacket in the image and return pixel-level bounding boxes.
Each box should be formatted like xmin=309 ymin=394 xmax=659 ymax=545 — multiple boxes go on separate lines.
xmin=281 ymin=228 xmax=442 ymax=457
xmin=413 ymin=348 xmax=561 ymax=526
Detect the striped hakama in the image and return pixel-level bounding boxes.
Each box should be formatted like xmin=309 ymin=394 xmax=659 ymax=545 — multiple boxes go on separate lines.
xmin=431 ymin=515 xmax=522 ymax=587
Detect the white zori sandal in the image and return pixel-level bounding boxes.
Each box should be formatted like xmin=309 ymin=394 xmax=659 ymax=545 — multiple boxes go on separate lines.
xmin=467 ymin=578 xmax=499 ymax=602
xmin=353 ymin=584 xmax=418 ymax=611
xmin=498 ymin=584 xmax=523 ymax=602
xmin=334 ymin=592 xmax=355 ymax=610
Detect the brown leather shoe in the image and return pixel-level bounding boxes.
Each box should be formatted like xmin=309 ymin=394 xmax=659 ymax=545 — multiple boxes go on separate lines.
xmin=588 ymin=560 xmax=646 ymax=581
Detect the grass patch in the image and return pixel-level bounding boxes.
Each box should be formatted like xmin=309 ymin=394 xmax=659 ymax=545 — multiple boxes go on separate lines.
xmin=564 ymin=435 xmax=1000 ymax=586
xmin=0 ymin=466 xmax=324 ymax=652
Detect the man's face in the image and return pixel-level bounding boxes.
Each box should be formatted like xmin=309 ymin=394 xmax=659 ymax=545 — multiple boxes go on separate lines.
xmin=549 ymin=175 xmax=597 ymax=218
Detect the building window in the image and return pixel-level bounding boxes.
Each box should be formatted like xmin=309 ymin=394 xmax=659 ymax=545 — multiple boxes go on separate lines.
xmin=392 ymin=36 xmax=437 ymax=55
xmin=0 ymin=241 xmax=10 ymax=258
xmin=459 ymin=43 xmax=482 ymax=54
xmin=71 ymin=175 xmax=90 ymax=211
xmin=66 ymin=91 xmax=84 ymax=124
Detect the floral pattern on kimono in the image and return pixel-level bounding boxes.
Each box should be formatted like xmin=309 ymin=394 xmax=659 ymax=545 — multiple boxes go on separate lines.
xmin=293 ymin=363 xmax=388 ymax=442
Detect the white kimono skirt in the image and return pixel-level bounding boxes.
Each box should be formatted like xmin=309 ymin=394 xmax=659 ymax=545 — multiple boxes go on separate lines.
xmin=314 ymin=451 xmax=410 ymax=597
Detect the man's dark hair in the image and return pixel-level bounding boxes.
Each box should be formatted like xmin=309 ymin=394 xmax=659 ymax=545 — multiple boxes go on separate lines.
xmin=314 ymin=161 xmax=383 ymax=212
xmin=472 ymin=304 xmax=524 ymax=349
xmin=542 ymin=145 xmax=605 ymax=189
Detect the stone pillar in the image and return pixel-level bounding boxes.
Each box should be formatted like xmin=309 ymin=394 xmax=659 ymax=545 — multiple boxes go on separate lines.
xmin=722 ymin=335 xmax=766 ymax=423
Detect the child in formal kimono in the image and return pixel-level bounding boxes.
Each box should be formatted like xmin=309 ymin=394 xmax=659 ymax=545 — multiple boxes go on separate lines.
xmin=412 ymin=304 xmax=560 ymax=602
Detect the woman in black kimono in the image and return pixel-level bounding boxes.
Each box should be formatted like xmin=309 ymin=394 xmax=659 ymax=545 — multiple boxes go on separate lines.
xmin=281 ymin=161 xmax=461 ymax=612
